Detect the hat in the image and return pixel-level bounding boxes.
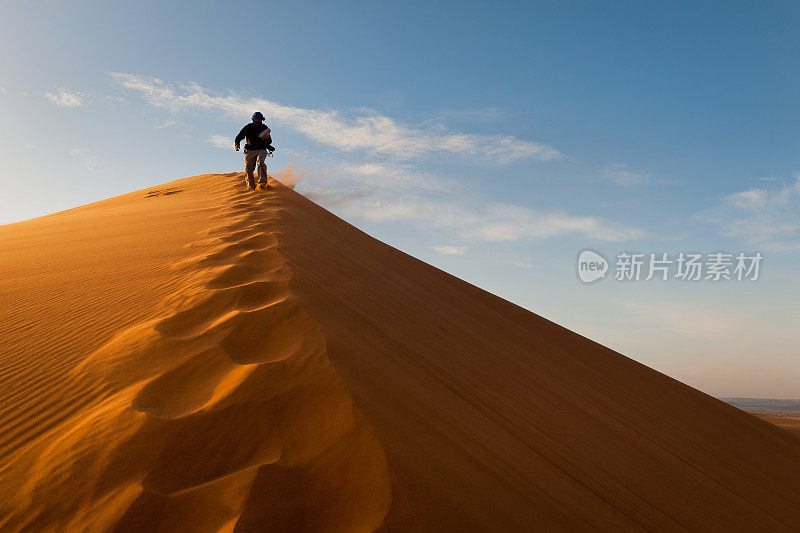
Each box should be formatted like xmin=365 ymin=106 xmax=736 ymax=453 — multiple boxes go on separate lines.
xmin=252 ymin=112 xmax=265 ymax=120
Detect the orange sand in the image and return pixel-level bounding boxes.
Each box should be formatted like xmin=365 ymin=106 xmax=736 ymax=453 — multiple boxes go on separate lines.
xmin=1 ymin=173 xmax=799 ymax=531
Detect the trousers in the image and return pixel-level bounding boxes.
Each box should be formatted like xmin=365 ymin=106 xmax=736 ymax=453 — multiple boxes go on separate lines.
xmin=243 ymin=149 xmax=268 ymax=187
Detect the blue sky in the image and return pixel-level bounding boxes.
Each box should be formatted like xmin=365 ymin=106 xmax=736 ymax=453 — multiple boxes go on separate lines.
xmin=2 ymin=1 xmax=798 ymax=397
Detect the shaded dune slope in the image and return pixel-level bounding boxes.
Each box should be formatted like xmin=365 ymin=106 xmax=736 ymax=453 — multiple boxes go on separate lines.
xmin=756 ymin=415 xmax=800 ymax=437
xmin=0 ymin=174 xmax=798 ymax=531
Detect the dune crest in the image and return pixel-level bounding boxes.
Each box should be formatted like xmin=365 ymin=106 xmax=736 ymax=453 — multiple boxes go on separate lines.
xmin=1 ymin=173 xmax=799 ymax=531
xmin=0 ymin=175 xmax=391 ymax=531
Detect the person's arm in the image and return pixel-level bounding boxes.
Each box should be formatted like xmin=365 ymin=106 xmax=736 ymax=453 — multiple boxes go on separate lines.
xmin=234 ymin=125 xmax=248 ymax=151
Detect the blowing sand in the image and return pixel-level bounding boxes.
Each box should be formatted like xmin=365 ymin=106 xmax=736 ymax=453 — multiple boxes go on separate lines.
xmin=1 ymin=173 xmax=799 ymax=531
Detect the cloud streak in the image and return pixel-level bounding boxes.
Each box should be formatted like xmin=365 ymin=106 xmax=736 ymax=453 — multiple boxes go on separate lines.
xmin=70 ymin=148 xmax=96 ymax=170
xmin=601 ymin=163 xmax=670 ymax=186
xmin=700 ymin=174 xmax=800 ymax=250
xmin=111 ymin=73 xmax=562 ymax=163
xmin=339 ymin=162 xmax=449 ymax=191
xmin=110 ymin=72 xmax=644 ymax=248
xmin=431 ymin=245 xmax=467 ymax=255
xmin=45 ymin=89 xmax=87 ymax=108
xmin=208 ymin=134 xmax=230 ymax=150
xmin=315 ymin=194 xmax=645 ymax=243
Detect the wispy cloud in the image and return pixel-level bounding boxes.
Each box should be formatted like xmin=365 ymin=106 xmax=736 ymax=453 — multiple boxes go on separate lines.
xmin=326 ymin=195 xmax=644 ymax=243
xmin=699 ymin=174 xmax=800 ymax=250
xmin=602 ymin=163 xmax=656 ymax=186
xmin=70 ymin=148 xmax=96 ymax=170
xmin=339 ymin=162 xmax=448 ymax=191
xmin=302 ymin=186 xmax=373 ymax=207
xmin=431 ymin=245 xmax=467 ymax=255
xmin=155 ymin=119 xmax=176 ymax=129
xmin=208 ymin=134 xmax=231 ymax=149
xmin=109 ymin=72 xmax=645 ymax=248
xmin=45 ymin=88 xmax=88 ymax=108
xmin=110 ymin=73 xmax=562 ymax=163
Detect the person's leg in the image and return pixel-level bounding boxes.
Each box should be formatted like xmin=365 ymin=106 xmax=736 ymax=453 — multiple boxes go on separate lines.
xmin=256 ymin=150 xmax=268 ymax=183
xmin=243 ymin=150 xmax=257 ymax=188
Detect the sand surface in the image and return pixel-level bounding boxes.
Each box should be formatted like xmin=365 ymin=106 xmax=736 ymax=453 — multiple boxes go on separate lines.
xmin=1 ymin=173 xmax=799 ymax=531
xmin=755 ymin=414 xmax=800 ymax=437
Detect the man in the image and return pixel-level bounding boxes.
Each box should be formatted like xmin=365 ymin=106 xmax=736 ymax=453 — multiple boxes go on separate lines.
xmin=235 ymin=112 xmax=275 ymax=190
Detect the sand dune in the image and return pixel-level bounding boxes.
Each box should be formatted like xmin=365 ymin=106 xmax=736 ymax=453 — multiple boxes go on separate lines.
xmin=755 ymin=415 xmax=800 ymax=437
xmin=1 ymin=173 xmax=799 ymax=531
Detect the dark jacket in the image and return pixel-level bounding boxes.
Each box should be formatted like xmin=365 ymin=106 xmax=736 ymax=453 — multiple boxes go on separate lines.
xmin=235 ymin=122 xmax=275 ymax=151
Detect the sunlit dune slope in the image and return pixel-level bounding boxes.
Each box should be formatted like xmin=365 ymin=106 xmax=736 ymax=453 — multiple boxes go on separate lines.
xmin=1 ymin=173 xmax=799 ymax=532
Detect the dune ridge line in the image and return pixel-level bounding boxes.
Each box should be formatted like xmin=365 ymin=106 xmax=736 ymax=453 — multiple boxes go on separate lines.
xmin=0 ymin=175 xmax=392 ymax=532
